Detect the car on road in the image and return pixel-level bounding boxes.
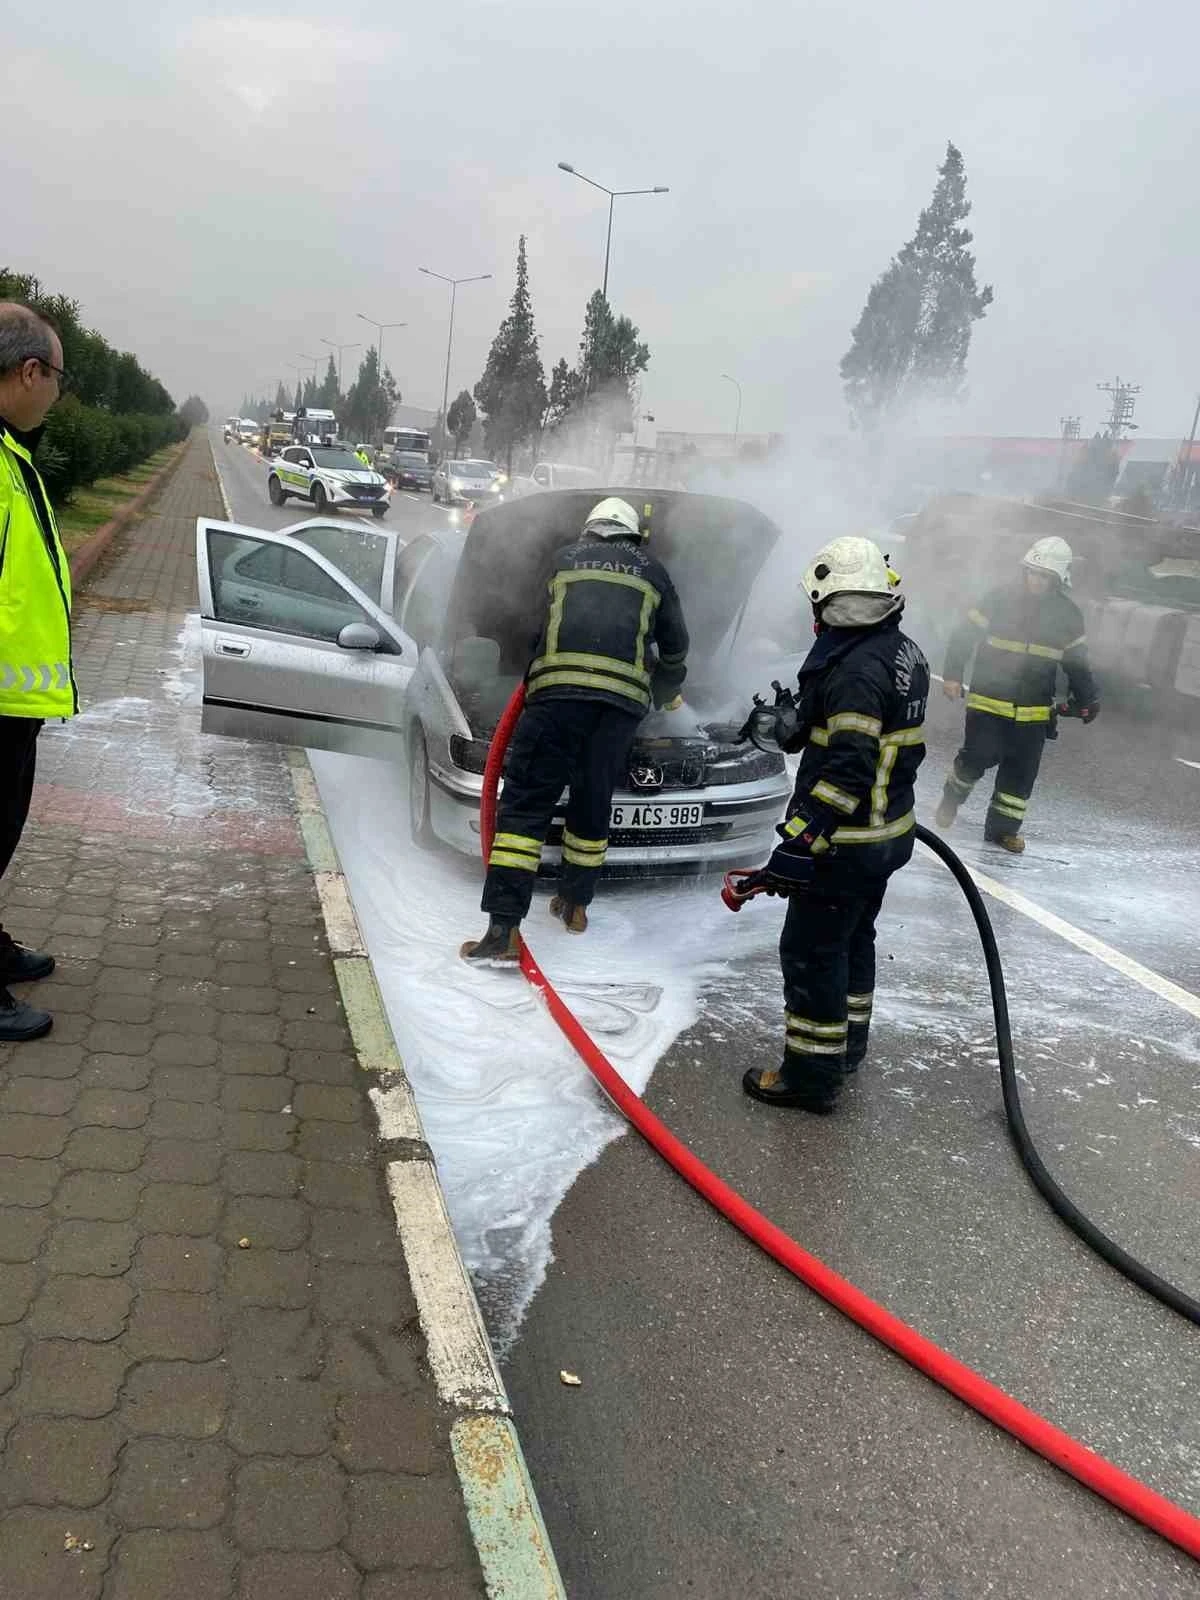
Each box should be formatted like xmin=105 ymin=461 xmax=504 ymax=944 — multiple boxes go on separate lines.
xmin=195 ymin=489 xmax=790 ymax=875
xmin=223 ymin=416 xmax=240 ymax=443
xmin=236 ymin=419 xmax=260 ymax=446
xmin=529 ymin=461 xmax=598 ymax=492
xmin=431 ymin=458 xmax=504 ymax=506
xmin=386 ymin=449 xmax=435 ymax=492
xmin=267 ymin=443 xmax=391 ymax=518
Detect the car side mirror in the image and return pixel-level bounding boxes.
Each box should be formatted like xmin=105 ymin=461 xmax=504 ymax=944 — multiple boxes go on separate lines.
xmin=337 ymin=622 xmax=380 ymax=652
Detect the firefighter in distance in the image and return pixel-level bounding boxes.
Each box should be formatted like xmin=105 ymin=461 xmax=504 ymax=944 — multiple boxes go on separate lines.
xmin=935 ymin=537 xmax=1099 ymax=854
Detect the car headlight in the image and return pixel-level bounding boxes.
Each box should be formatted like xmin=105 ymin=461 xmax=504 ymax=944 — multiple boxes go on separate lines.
xmin=450 ymin=479 xmax=464 ymax=493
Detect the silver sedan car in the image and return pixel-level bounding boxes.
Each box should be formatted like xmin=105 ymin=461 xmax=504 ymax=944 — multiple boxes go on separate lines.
xmin=195 ymin=492 xmax=791 ymax=874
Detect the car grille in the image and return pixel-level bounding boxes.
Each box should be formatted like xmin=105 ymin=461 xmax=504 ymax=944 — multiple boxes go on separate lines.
xmin=347 ymin=484 xmax=384 ymax=499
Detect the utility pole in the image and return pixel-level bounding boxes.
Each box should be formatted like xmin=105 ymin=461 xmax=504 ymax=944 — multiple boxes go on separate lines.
xmin=1057 ymin=414 xmax=1080 ymax=490
xmin=1171 ymin=392 xmax=1200 ymax=512
xmin=1096 ymin=377 xmax=1140 ymax=440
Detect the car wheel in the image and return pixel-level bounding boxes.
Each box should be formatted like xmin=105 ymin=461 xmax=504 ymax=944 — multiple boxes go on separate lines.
xmin=268 ymin=475 xmax=286 ymax=506
xmin=312 ymin=482 xmax=328 ymax=513
xmin=408 ymin=732 xmax=438 ymax=850
xmin=371 ymin=504 xmax=387 ymax=520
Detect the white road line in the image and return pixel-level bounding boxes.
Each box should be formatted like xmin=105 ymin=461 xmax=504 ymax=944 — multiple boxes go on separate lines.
xmin=1175 ymin=757 xmax=1200 ymax=771
xmin=941 ymin=852 xmax=1200 ymax=1023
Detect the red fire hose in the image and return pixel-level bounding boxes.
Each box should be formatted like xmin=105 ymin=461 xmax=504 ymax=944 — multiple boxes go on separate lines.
xmin=480 ymin=682 xmax=1200 ymax=1563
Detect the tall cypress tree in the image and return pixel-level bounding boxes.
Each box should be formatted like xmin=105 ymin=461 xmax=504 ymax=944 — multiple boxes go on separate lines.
xmin=840 ymin=143 xmax=993 ymax=432
xmin=474 ymin=236 xmax=547 ymax=471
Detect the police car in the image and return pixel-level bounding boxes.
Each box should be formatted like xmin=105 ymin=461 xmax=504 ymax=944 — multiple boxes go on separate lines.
xmin=267 ymin=443 xmax=391 ymax=519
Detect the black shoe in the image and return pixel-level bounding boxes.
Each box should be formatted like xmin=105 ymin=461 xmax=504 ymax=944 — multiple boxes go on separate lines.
xmin=0 ymin=943 xmax=55 ymax=984
xmin=0 ymin=987 xmax=53 ymax=1042
xmin=459 ymin=921 xmax=521 ymax=967
xmin=549 ymin=896 xmax=588 ymax=934
xmin=742 ymin=1066 xmax=839 ymax=1114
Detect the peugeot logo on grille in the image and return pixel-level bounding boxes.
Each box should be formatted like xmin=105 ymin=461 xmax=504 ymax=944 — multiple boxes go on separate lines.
xmin=630 ymin=764 xmax=664 ymax=791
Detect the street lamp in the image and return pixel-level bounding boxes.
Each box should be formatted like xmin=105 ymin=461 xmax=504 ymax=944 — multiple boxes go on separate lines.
xmin=557 ymin=162 xmax=669 ymax=300
xmin=720 ymin=374 xmax=742 ymax=441
xmin=320 ymin=337 xmax=360 ymax=393
xmin=418 ymin=267 xmax=492 ymax=443
xmin=355 ymin=314 xmax=407 ymax=389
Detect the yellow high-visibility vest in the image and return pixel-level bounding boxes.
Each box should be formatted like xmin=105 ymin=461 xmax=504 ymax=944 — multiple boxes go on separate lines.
xmin=0 ymin=427 xmax=76 ymax=718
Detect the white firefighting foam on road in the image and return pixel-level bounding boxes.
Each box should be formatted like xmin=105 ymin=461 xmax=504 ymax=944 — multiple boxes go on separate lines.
xmin=308 ymin=748 xmax=782 ymax=1348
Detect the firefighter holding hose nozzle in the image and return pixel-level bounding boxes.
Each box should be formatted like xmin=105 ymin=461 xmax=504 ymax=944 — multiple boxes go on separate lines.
xmin=731 ymin=536 xmax=928 ymax=1114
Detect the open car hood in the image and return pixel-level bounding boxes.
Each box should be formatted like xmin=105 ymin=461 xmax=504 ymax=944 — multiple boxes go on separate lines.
xmin=443 ymin=487 xmax=782 ymax=682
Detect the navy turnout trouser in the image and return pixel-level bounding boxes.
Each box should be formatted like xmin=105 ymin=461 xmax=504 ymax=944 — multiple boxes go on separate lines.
xmin=481 ymin=698 xmax=641 ymax=925
xmin=944 ymin=710 xmax=1047 ymax=839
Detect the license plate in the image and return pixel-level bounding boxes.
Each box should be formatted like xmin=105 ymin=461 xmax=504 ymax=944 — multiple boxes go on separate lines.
xmin=610 ymin=802 xmax=704 ymax=831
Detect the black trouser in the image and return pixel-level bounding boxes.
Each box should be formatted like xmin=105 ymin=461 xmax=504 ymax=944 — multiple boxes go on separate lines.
xmin=482 ymin=698 xmax=641 ymax=925
xmin=777 ymin=835 xmax=913 ymax=1095
xmin=0 ymin=717 xmax=42 ymax=946
xmin=943 ymin=710 xmax=1046 ymax=838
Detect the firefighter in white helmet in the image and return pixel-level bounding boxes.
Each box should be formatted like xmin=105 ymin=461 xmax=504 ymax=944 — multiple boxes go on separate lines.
xmin=737 ymin=535 xmax=929 ymax=1114
xmin=461 ymin=497 xmax=689 ymax=964
xmin=935 ymin=536 xmax=1099 ymax=853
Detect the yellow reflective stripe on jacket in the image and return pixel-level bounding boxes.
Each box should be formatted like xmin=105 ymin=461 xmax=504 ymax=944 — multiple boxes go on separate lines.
xmin=555 ymin=567 xmax=661 ymax=602
xmin=830 ymin=809 xmax=916 ymax=845
xmin=826 ymin=711 xmax=882 ymax=739
xmin=808 ymin=726 xmax=829 ymax=747
xmin=811 ymin=779 xmax=858 ymax=815
xmin=526 ymin=670 xmax=649 ymax=704
xmin=966 ymin=693 xmax=1051 ymax=723
xmin=870 ymin=739 xmax=900 ymax=827
xmin=986 ymin=635 xmax=1065 ymax=662
xmin=1063 ymin=636 xmax=1087 ymax=653
xmin=880 ymin=724 xmax=925 ymax=747
xmin=529 ymin=651 xmax=650 ymax=687
xmin=967 ymin=608 xmax=989 ymax=628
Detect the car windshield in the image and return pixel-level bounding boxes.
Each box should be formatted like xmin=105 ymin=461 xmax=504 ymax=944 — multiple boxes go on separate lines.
xmin=310 ymin=447 xmax=368 ymax=471
xmin=454 ymin=461 xmax=497 ymax=477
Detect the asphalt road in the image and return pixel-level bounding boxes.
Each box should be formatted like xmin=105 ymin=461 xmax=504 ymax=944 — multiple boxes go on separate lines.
xmin=213 ymin=434 xmax=1200 ymax=1597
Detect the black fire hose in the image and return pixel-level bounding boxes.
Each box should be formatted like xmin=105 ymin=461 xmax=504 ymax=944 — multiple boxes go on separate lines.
xmin=915 ymin=823 xmax=1200 ymax=1327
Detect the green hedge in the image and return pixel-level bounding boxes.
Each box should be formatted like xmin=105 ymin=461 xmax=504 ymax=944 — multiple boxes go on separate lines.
xmin=35 ymin=399 xmax=187 ymax=504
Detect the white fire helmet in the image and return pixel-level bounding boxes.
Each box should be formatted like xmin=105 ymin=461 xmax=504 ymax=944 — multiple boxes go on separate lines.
xmin=802 ymin=536 xmax=894 ymax=607
xmin=1022 ymin=536 xmax=1072 ymax=585
xmin=584 ymin=497 xmax=644 ymax=541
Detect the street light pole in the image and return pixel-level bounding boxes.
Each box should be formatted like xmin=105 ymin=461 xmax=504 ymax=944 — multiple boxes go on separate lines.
xmin=418 ymin=267 xmax=492 ymax=448
xmin=320 ymin=338 xmax=360 ymax=393
xmin=557 ymin=162 xmax=669 ymax=300
xmin=721 ymin=373 xmax=743 ymax=441
xmin=355 ymin=314 xmax=407 ymax=401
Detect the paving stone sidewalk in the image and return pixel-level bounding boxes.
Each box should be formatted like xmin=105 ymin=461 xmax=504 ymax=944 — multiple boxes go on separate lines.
xmin=0 ymin=435 xmax=485 ymax=1599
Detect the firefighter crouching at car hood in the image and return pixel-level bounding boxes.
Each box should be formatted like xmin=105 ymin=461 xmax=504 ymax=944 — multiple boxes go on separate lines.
xmin=461 ymin=497 xmax=690 ymax=965
xmin=737 ymin=536 xmax=928 ymax=1114
xmin=935 ymin=536 xmax=1099 ymax=854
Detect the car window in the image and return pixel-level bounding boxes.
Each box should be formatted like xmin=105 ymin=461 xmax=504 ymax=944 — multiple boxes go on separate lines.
xmin=208 ymin=531 xmax=393 ymax=649
xmin=289 ymin=525 xmax=388 ymax=604
xmin=533 ymin=466 xmax=548 ymax=485
xmin=392 ymin=536 xmax=435 ymax=618
xmin=401 ymin=546 xmax=457 ymax=649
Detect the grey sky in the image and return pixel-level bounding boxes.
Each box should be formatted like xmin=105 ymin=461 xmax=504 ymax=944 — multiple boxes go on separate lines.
xmin=8 ymin=0 xmax=1198 ymax=440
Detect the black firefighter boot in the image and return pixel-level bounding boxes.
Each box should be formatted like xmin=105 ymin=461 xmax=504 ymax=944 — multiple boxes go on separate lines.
xmin=459 ymin=920 xmax=521 ymax=968
xmin=742 ymin=1063 xmax=842 ymax=1115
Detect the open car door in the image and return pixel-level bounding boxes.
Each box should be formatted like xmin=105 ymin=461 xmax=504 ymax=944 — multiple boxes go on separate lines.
xmin=195 ymin=519 xmax=417 ymax=760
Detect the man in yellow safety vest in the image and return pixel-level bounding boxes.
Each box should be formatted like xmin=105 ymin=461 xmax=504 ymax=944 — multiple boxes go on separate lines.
xmin=0 ymin=302 xmax=76 ymax=1040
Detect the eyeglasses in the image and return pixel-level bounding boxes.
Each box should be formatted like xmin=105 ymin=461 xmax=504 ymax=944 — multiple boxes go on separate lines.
xmin=22 ymin=356 xmax=72 ymax=392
